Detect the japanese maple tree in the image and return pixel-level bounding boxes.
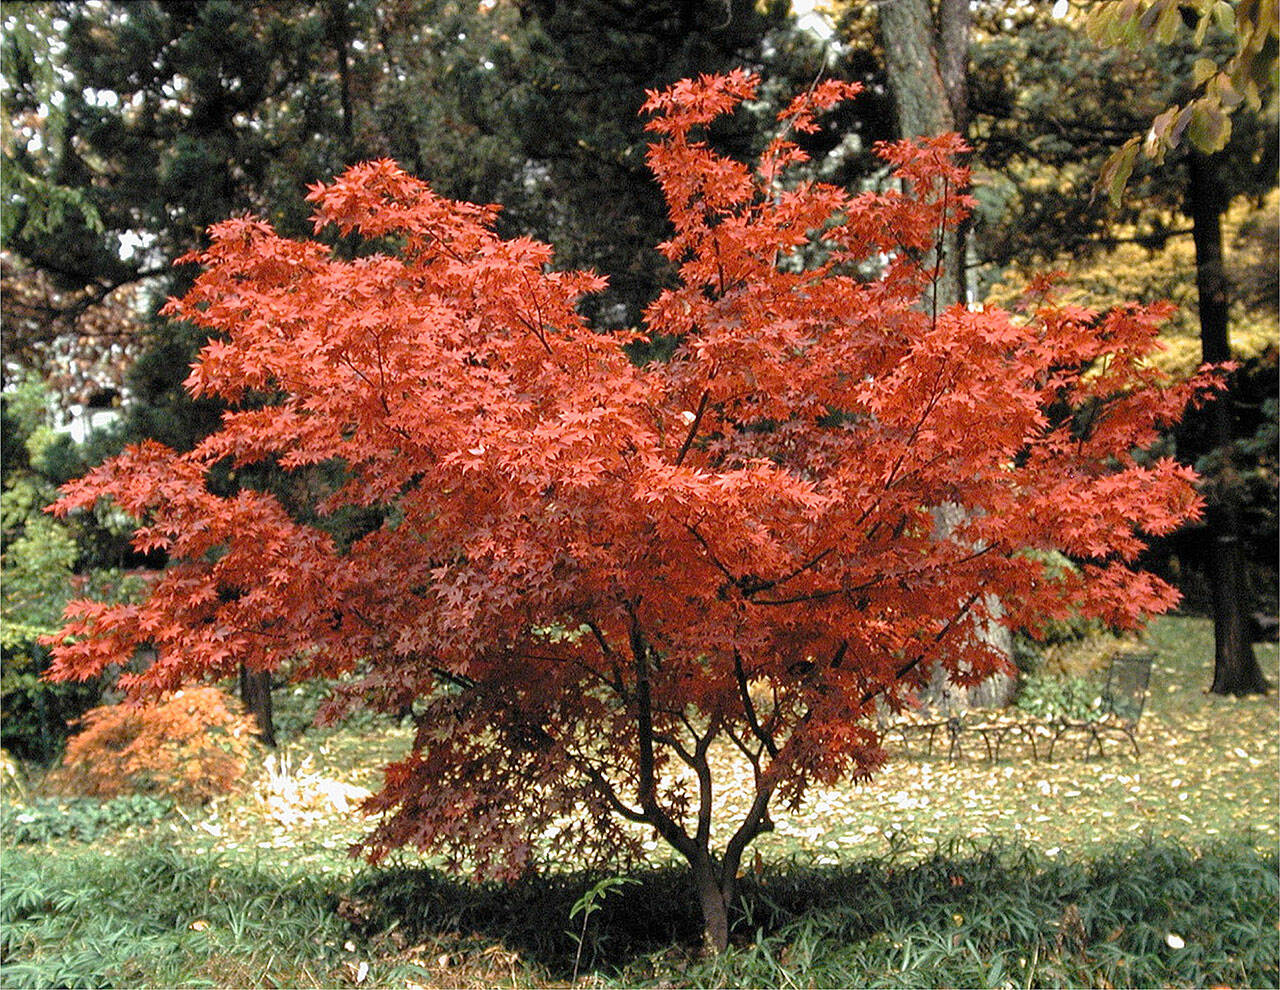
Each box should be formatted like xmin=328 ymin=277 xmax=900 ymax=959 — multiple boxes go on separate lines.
xmin=47 ymin=72 xmax=1217 ymax=950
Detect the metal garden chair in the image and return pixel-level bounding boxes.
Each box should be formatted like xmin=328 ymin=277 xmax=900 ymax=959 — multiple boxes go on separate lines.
xmin=1045 ymin=650 xmax=1155 ymax=759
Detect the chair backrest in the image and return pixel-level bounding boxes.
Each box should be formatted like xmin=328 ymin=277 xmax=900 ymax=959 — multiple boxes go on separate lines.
xmin=1101 ymin=650 xmax=1154 ymax=725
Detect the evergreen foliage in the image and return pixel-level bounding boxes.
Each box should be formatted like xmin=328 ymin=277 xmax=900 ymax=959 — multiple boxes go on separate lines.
xmin=0 ymin=379 xmax=140 ymax=762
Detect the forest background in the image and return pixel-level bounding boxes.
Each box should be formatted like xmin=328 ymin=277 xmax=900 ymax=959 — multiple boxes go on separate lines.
xmin=2 ymin=0 xmax=1275 ymax=754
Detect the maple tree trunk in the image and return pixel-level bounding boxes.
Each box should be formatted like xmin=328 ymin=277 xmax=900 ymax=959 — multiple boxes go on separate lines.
xmin=687 ymin=779 xmax=773 ymax=952
xmin=1187 ymin=151 xmax=1270 ymax=696
xmin=690 ymin=852 xmax=733 ymax=954
xmin=238 ymin=664 xmax=277 ymax=747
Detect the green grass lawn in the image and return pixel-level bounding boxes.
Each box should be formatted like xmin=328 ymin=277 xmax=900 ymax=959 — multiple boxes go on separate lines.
xmin=3 ymin=614 xmax=1277 ymax=988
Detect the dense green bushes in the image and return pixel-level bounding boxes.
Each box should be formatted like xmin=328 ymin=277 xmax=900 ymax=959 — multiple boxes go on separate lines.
xmin=0 ymin=848 xmax=347 ymax=989
xmin=1 ymin=378 xmax=141 ymax=763
xmin=1 ymin=794 xmax=174 ymax=845
xmin=344 ymin=839 xmax=1279 ymax=988
xmin=0 ymin=513 xmax=104 ymax=763
xmin=668 ymin=840 xmax=1279 ymax=989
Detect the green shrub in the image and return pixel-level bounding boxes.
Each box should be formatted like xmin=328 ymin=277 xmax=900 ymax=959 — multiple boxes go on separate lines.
xmin=1013 ymin=673 xmax=1104 ymax=721
xmin=1 ymin=377 xmax=141 ymax=763
xmin=1 ymin=794 xmax=174 ymax=845
xmin=0 ymin=649 xmax=106 ymax=764
xmin=0 ymin=518 xmax=143 ymax=764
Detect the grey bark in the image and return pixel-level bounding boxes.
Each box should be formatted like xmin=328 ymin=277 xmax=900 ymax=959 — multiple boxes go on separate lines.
xmin=880 ymin=2 xmax=1008 ymax=709
xmin=877 ymin=0 xmax=972 ymax=308
xmin=879 ymin=0 xmax=956 ymax=137
xmin=920 ymin=503 xmax=1016 ymax=711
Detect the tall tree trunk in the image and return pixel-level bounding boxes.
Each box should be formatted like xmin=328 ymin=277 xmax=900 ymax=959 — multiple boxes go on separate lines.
xmin=879 ymin=0 xmax=954 ymax=136
xmin=327 ymin=0 xmax=355 ymax=154
xmin=881 ymin=5 xmax=1012 ymax=709
xmin=1187 ymin=150 xmax=1270 ymax=696
xmin=239 ymin=664 xmax=277 ymax=746
xmin=935 ymin=0 xmax=971 ymax=307
xmin=878 ymin=0 xmax=971 ymax=307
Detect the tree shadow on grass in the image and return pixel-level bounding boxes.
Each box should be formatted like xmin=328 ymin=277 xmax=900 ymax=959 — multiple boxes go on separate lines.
xmin=341 ymin=861 xmax=705 ymax=978
xmin=341 ymin=836 xmax=1279 ymax=985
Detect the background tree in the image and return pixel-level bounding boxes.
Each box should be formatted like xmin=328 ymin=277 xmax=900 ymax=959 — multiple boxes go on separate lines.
xmin=9 ymin=0 xmax=382 ymax=741
xmin=3 ymin=0 xmax=851 ymax=400
xmin=864 ymin=0 xmax=1023 ymax=707
xmin=0 ymin=250 xmax=145 ymax=415
xmin=1184 ymin=145 xmax=1273 ymax=694
xmin=1 ymin=5 xmax=104 ymax=257
xmin=47 ymin=75 xmax=1217 ymax=950
xmin=476 ymin=0 xmax=836 ymax=328
xmin=1086 ymin=0 xmax=1277 ymax=197
xmin=965 ymin=2 xmax=1276 ymax=694
xmin=1086 ymin=0 xmax=1276 ymax=696
xmin=874 ymin=0 xmax=972 ymax=307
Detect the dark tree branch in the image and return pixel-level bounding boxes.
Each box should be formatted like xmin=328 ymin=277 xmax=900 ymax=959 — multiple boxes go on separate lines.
xmin=752 ymin=579 xmax=880 ymax=607
xmin=733 ymin=649 xmax=778 ymax=758
xmin=675 ymin=389 xmax=712 ymax=467
xmin=625 ymin=603 xmax=697 ymax=859
xmin=576 ymin=760 xmax=649 ymax=825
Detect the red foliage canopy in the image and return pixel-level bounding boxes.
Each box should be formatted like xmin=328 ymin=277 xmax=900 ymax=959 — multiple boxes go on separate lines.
xmin=47 ymin=71 xmax=1217 ymax=947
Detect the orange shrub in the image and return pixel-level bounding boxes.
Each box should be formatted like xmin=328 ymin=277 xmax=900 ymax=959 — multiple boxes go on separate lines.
xmin=52 ymin=686 xmax=258 ymax=804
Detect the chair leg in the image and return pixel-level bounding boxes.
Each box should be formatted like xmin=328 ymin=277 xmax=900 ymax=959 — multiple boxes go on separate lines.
xmin=1100 ymin=726 xmax=1140 ymax=758
xmin=1011 ymin=724 xmax=1041 ymax=762
xmin=1047 ymin=727 xmax=1065 ymax=761
xmin=1085 ymin=728 xmax=1103 ymax=760
xmin=993 ymin=727 xmax=1010 ymax=762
